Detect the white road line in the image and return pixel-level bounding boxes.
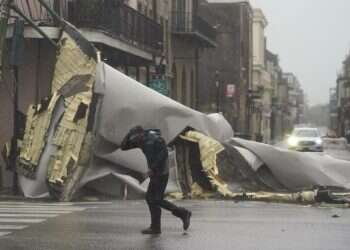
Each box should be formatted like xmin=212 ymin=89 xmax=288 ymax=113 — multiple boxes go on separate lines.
xmin=0 ymin=202 xmax=76 ymax=206
xmin=0 ymin=206 xmax=85 ymax=211
xmin=0 ymin=202 xmax=112 ymax=206
xmin=0 ymin=214 xmax=58 ymax=218
xmin=0 ymin=203 xmax=92 ymax=238
xmin=0 ymin=218 xmax=46 ymax=223
xmin=0 ymin=225 xmax=28 ymax=230
xmin=69 ymin=202 xmax=113 ymax=205
xmin=0 ymin=209 xmax=71 ymax=214
xmin=0 ymin=232 xmax=12 ymax=237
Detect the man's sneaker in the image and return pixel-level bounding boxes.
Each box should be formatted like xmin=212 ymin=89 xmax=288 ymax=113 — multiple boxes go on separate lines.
xmin=181 ymin=211 xmax=192 ymax=231
xmin=141 ymin=227 xmax=161 ymax=235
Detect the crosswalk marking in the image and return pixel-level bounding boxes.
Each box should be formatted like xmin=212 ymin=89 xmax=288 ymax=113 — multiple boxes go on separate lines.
xmin=0 ymin=202 xmax=91 ymax=238
xmin=0 ymin=210 xmax=71 ymax=214
xmin=0 ymin=232 xmax=11 ymax=237
xmin=0 ymin=202 xmax=112 ymax=206
xmin=0 ymin=225 xmax=28 ymax=230
xmin=0 ymin=218 xmax=46 ymax=223
xmin=0 ymin=206 xmax=85 ymax=211
xmin=0 ymin=214 xmax=58 ymax=218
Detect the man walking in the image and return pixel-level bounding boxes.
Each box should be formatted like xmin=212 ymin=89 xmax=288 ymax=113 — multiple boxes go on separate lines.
xmin=121 ymin=126 xmax=192 ymax=234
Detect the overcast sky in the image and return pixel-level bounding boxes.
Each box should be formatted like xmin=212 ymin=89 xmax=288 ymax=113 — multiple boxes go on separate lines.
xmin=249 ymin=0 xmax=350 ymax=106
xmin=212 ymin=0 xmax=350 ymax=106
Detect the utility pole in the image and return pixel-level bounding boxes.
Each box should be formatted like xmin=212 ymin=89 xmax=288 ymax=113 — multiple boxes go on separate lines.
xmin=0 ymin=0 xmax=11 ymax=81
xmin=9 ymin=18 xmax=25 ymax=195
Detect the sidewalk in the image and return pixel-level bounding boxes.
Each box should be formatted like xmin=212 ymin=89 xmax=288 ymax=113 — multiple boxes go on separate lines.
xmin=0 ymin=188 xmax=53 ymax=202
xmin=0 ymin=188 xmax=27 ymax=201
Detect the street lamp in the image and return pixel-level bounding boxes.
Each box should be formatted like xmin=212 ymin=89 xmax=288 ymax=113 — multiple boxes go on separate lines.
xmin=215 ymin=70 xmax=220 ymax=113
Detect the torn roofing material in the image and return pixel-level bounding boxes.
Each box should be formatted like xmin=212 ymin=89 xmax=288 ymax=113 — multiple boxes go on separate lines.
xmin=76 ymin=62 xmax=235 ymax=200
xmin=16 ymin=22 xmax=97 ymax=200
xmin=14 ymin=56 xmax=350 ymax=202
xmin=9 ymin=14 xmax=350 ymax=203
xmin=229 ymin=138 xmax=350 ymax=191
xmin=93 ymin=62 xmax=234 ymax=146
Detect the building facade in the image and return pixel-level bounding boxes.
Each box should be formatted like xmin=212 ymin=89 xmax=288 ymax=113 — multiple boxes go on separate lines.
xmin=276 ymin=76 xmax=291 ymax=138
xmin=329 ymin=88 xmax=338 ymax=133
xmin=251 ymin=8 xmax=272 ymax=142
xmin=266 ymin=50 xmax=283 ymax=142
xmin=283 ymin=72 xmax=303 ymax=131
xmin=0 ymin=0 xmax=165 ymax=188
xmin=170 ymin=0 xmax=217 ymax=108
xmin=336 ymin=54 xmax=350 ymax=137
xmin=296 ymin=87 xmax=306 ymax=124
xmin=70 ymin=0 xmax=163 ymax=83
xmin=198 ymin=0 xmax=253 ymax=135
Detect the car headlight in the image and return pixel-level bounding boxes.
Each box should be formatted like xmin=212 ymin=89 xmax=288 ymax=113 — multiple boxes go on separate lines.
xmin=288 ymin=137 xmax=298 ymax=147
xmin=316 ymin=139 xmax=322 ymax=145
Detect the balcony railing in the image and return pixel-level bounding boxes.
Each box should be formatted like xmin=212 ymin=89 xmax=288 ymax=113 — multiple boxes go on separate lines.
xmin=341 ymin=97 xmax=350 ymax=107
xmin=171 ymin=11 xmax=216 ymax=47
xmin=69 ymin=0 xmax=163 ymax=52
xmin=10 ymin=0 xmax=56 ymax=24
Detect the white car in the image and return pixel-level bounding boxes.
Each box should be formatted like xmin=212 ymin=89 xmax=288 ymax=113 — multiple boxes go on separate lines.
xmin=287 ymin=128 xmax=324 ymax=152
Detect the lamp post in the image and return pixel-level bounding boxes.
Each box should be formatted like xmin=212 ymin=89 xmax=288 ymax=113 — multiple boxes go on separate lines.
xmin=215 ymin=70 xmax=220 ymax=113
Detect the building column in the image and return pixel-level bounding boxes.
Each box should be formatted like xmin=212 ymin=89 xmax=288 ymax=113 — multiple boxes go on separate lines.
xmin=136 ymin=66 xmax=140 ymax=81
xmin=194 ymin=48 xmax=199 ymax=109
xmin=146 ymin=65 xmax=150 ymax=86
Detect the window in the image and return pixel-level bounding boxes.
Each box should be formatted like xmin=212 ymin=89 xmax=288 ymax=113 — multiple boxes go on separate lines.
xmin=294 ymin=129 xmax=318 ymax=138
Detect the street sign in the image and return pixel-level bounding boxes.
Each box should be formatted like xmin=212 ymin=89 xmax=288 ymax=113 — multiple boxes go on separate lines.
xmin=148 ymin=79 xmax=169 ymax=96
xmin=226 ymin=84 xmax=235 ymax=97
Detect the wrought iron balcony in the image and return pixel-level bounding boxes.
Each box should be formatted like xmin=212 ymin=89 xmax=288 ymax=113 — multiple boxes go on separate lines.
xmin=11 ymin=0 xmax=56 ymax=24
xmin=341 ymin=97 xmax=350 ymax=108
xmin=68 ymin=0 xmax=163 ymax=52
xmin=171 ymin=11 xmax=216 ymax=47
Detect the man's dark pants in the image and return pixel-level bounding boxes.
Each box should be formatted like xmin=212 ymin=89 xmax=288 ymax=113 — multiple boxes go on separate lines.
xmin=146 ymin=174 xmax=186 ymax=230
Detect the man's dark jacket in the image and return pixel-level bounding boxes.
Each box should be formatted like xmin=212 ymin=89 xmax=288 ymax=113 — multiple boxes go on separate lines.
xmin=121 ymin=129 xmax=169 ymax=176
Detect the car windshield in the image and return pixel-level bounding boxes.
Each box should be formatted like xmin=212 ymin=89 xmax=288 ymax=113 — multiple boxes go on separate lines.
xmin=294 ymin=130 xmax=318 ymax=138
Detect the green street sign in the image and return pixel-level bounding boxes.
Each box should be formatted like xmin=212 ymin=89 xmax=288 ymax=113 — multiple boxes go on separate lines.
xmin=148 ymin=79 xmax=169 ymax=96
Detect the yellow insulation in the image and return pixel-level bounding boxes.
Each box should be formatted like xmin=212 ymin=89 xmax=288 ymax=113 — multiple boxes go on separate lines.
xmin=47 ymin=31 xmax=96 ymax=184
xmin=18 ymin=30 xmax=96 ymax=186
xmin=180 ymin=131 xmax=235 ymax=197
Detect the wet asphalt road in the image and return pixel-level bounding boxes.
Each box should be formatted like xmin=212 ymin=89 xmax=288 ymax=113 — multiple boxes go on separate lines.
xmin=0 ymin=200 xmax=350 ymax=250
